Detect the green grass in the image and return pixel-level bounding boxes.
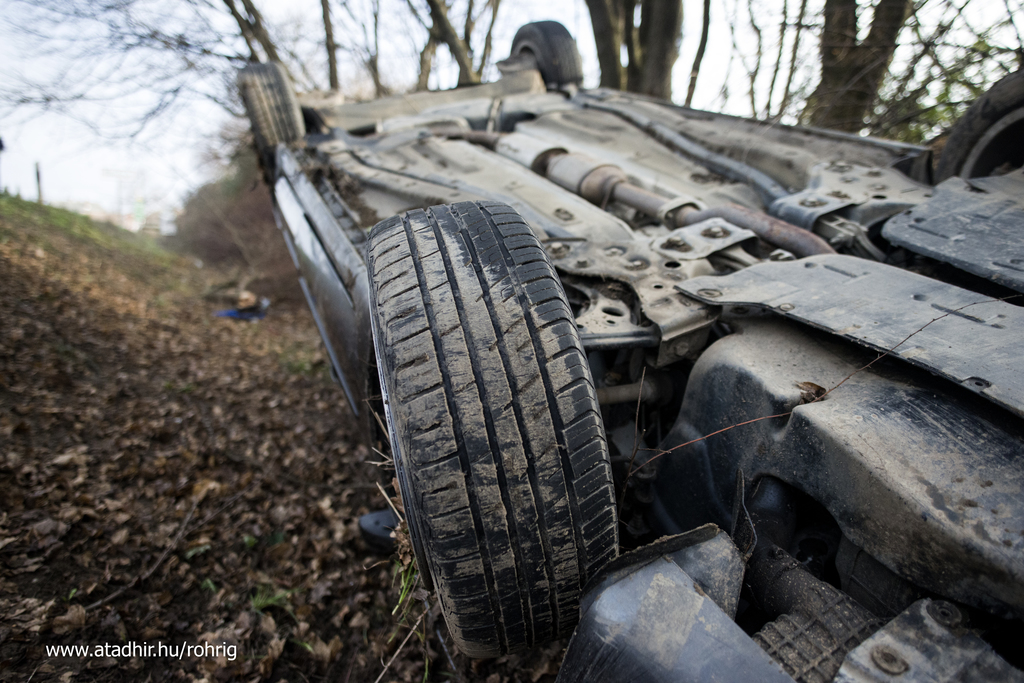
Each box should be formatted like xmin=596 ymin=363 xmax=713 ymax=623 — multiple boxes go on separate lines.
xmin=1 ymin=194 xmax=161 ymax=253
xmin=277 ymin=341 xmax=326 ymax=377
xmin=0 ymin=194 xmax=183 ymax=284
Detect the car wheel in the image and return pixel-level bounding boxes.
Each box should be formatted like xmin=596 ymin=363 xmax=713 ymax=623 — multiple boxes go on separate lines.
xmin=936 ymin=69 xmax=1024 ymax=180
xmin=367 ymin=201 xmax=618 ymax=657
xmin=510 ymin=21 xmax=584 ymax=89
xmin=237 ymin=62 xmax=305 ymax=180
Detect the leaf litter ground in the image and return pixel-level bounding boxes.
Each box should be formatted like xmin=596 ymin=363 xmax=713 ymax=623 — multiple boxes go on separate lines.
xmin=0 ymin=197 xmax=564 ymax=682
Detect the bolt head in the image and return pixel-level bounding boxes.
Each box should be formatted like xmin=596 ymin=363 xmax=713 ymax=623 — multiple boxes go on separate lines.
xmin=663 ymin=237 xmax=692 ymax=252
xmin=697 ymin=288 xmax=721 ymax=298
xmin=871 ymin=646 xmax=909 ymax=675
xmin=701 ymin=226 xmax=731 ymax=239
xmin=927 ymin=600 xmax=962 ymax=628
xmin=547 ymin=242 xmax=569 ymax=258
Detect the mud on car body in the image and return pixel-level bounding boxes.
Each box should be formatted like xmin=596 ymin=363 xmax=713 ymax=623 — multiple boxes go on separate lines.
xmin=239 ymin=21 xmax=1024 ymax=682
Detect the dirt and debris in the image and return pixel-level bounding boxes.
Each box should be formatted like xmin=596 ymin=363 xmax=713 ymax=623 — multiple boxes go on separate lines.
xmin=0 ymin=197 xmax=564 ymax=681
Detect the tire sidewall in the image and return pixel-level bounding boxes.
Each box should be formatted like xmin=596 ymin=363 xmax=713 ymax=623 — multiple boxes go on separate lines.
xmin=936 ymin=69 xmax=1024 ymax=180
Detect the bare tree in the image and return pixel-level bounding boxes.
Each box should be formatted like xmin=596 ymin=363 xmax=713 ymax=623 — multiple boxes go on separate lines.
xmin=1 ymin=0 xmax=264 ymax=132
xmin=763 ymin=0 xmax=788 ymax=117
xmin=585 ymin=0 xmax=684 ymax=99
xmin=801 ymin=0 xmax=912 ymax=131
xmin=777 ymin=0 xmax=809 ymax=117
xmin=321 ymin=0 xmax=339 ymax=91
xmin=866 ymin=0 xmax=1024 ymax=142
xmin=403 ymin=0 xmax=502 ymax=89
xmin=745 ymin=0 xmax=764 ymax=115
xmin=425 ymin=0 xmax=478 ymax=85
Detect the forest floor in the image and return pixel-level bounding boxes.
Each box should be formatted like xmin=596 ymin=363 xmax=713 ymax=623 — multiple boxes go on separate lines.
xmin=0 ymin=196 xmax=564 ymax=682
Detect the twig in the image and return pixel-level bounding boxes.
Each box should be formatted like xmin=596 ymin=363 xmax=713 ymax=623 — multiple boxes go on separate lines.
xmin=630 ymin=412 xmax=793 ymax=478
xmin=373 ymin=608 xmax=427 ymax=683
xmin=626 ymin=294 xmax=1020 ymax=481
xmin=809 ymin=295 xmax=1017 ymax=403
xmin=435 ymin=627 xmax=462 ymax=682
xmin=366 ymin=400 xmax=391 ymax=450
xmin=85 ymin=497 xmax=200 ymax=612
xmin=618 ymin=368 xmax=647 ymax=513
xmin=376 ymin=481 xmax=405 ymax=523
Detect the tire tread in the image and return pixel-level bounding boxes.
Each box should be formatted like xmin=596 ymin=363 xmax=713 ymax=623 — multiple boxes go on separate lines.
xmin=367 ymin=201 xmax=617 ymax=657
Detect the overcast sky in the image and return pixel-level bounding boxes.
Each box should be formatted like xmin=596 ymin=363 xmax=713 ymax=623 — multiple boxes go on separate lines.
xmin=0 ymin=0 xmax=1016 ymax=219
xmin=0 ymin=0 xmax=763 ymax=219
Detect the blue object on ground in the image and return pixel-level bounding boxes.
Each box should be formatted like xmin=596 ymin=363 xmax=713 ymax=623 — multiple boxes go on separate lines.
xmin=214 ymin=297 xmax=270 ymax=320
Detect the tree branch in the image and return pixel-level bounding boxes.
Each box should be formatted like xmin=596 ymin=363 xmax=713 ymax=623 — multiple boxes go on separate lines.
xmin=424 ymin=0 xmax=479 ymax=85
xmin=764 ymin=0 xmax=788 ymax=117
xmin=778 ymin=0 xmax=808 ymax=116
xmin=222 ymin=0 xmax=259 ymax=61
xmin=238 ymin=0 xmax=281 ymax=64
xmin=685 ymin=0 xmax=710 ymax=107
xmin=475 ymin=0 xmax=502 ymax=77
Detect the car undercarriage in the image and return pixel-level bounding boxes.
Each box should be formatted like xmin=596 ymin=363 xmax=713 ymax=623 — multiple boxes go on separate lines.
xmin=239 ymin=22 xmax=1024 ymax=682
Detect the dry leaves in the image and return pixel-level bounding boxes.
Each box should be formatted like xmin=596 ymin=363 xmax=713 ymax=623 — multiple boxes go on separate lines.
xmin=51 ymin=605 xmax=86 ymax=635
xmin=0 ymin=196 xmax=566 ymax=682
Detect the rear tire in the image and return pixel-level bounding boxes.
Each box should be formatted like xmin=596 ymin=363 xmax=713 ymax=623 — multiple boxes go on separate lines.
xmin=367 ymin=201 xmax=618 ymax=657
xmin=237 ymin=62 xmax=305 ymax=181
xmin=936 ymin=69 xmax=1024 ymax=180
xmin=510 ymin=21 xmax=584 ymax=89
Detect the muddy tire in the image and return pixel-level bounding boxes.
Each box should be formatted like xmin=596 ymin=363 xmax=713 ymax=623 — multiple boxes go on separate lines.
xmin=510 ymin=21 xmax=584 ymax=89
xmin=936 ymin=69 xmax=1024 ymax=180
xmin=237 ymin=62 xmax=305 ymax=181
xmin=367 ymin=201 xmax=618 ymax=657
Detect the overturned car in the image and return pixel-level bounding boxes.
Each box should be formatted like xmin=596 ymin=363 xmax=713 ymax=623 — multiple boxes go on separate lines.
xmin=238 ymin=21 xmax=1024 ymax=682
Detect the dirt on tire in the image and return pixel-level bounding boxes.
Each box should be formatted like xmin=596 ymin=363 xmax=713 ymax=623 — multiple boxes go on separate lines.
xmin=368 ymin=201 xmax=618 ymax=658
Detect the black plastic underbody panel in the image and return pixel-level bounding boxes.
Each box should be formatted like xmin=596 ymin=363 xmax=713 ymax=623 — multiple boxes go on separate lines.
xmin=652 ymin=318 xmax=1024 ymax=620
xmin=882 ymin=174 xmax=1024 ymax=293
xmin=678 ymin=254 xmax=1024 ymax=418
xmin=836 ymin=599 xmax=1024 ymax=682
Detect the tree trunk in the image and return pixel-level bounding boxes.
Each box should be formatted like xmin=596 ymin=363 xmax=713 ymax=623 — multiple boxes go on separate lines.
xmin=320 ymin=0 xmax=338 ymax=90
xmin=368 ymin=0 xmax=390 ymax=97
xmin=635 ymin=0 xmax=682 ymax=99
xmin=803 ymin=0 xmax=911 ymax=131
xmin=585 ymin=0 xmax=625 ymax=89
xmin=586 ymin=0 xmax=682 ymax=99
